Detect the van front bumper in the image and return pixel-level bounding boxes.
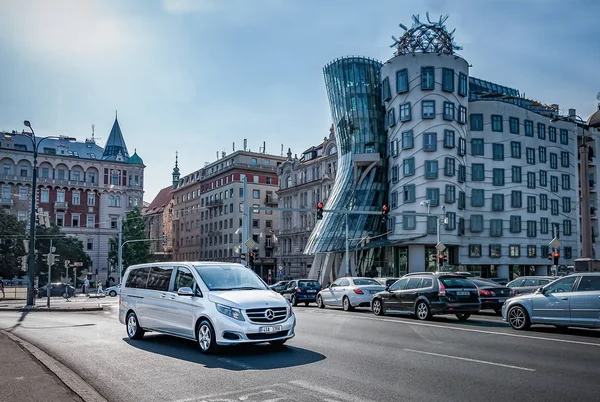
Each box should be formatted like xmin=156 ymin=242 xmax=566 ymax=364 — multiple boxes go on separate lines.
xmin=214 ymin=312 xmax=296 ymax=345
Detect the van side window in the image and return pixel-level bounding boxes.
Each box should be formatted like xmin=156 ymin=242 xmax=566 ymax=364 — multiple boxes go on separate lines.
xmin=147 ymin=266 xmax=173 ymax=291
xmin=127 ymin=268 xmax=150 ymax=289
xmin=173 ymin=267 xmax=195 ymax=292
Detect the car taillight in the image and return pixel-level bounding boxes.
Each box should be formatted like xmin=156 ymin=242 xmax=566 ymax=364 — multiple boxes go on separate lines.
xmin=438 ymin=281 xmax=446 ymax=296
xmin=479 ymin=289 xmax=495 ymax=296
xmin=354 ymin=289 xmax=364 ymax=295
xmin=509 ymin=289 xmax=516 ymax=297
xmin=296 ymin=288 xmax=301 ymax=293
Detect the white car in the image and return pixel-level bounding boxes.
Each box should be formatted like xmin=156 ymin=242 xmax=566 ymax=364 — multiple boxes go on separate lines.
xmin=119 ymin=262 xmax=295 ymax=353
xmin=317 ymin=277 xmax=385 ymax=311
xmin=104 ymin=285 xmax=120 ymax=297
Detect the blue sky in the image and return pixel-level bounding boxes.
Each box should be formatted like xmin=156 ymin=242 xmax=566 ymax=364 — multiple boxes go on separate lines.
xmin=1 ymin=0 xmax=599 ymax=201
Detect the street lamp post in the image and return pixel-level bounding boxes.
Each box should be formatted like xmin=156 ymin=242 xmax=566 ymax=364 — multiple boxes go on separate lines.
xmin=18 ymin=121 xmax=76 ymax=306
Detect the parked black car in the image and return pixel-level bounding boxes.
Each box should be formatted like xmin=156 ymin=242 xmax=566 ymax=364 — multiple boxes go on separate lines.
xmin=37 ymin=283 xmax=75 ymax=298
xmin=469 ymin=278 xmax=514 ymax=315
xmin=281 ymin=279 xmax=321 ymax=306
xmin=269 ymin=281 xmax=290 ymax=294
xmin=374 ymin=277 xmax=400 ymax=289
xmin=506 ymin=276 xmax=557 ymax=295
xmin=371 ymin=273 xmax=480 ymax=321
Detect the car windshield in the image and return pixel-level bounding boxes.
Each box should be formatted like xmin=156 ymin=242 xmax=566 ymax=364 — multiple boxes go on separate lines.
xmin=439 ymin=277 xmax=477 ymax=288
xmin=194 ymin=264 xmax=267 ymax=291
xmin=298 ymin=280 xmax=320 ymax=288
xmin=353 ymin=278 xmax=381 ymax=286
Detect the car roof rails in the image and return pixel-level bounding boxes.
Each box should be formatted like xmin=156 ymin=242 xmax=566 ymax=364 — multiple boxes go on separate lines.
xmin=404 ymin=272 xmax=436 ymax=276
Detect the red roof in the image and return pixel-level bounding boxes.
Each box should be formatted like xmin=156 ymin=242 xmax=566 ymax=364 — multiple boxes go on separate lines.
xmin=144 ymin=186 xmax=172 ymax=215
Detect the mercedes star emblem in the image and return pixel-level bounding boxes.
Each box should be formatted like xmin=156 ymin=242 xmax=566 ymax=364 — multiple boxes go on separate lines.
xmin=265 ymin=309 xmax=275 ymax=321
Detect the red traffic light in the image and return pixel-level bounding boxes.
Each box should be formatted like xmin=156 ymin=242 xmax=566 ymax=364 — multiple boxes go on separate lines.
xmin=382 ymin=205 xmax=389 ymax=212
xmin=553 ymin=251 xmax=559 ymax=257
xmin=249 ymin=252 xmax=254 ymax=257
xmin=317 ymin=202 xmax=324 ymax=209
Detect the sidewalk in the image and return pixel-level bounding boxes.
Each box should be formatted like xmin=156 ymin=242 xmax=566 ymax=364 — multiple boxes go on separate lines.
xmin=0 ymin=331 xmax=83 ymax=401
xmin=0 ymin=295 xmax=107 ymax=312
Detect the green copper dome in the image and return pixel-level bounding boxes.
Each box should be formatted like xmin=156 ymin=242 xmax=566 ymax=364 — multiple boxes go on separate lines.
xmin=128 ymin=150 xmax=144 ymax=165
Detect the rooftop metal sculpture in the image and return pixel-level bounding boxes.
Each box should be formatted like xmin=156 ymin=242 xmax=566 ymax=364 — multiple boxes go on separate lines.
xmin=390 ymin=12 xmax=462 ymax=56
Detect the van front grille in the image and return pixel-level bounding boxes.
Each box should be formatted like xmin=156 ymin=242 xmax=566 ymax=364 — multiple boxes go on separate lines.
xmin=245 ymin=307 xmax=288 ymax=323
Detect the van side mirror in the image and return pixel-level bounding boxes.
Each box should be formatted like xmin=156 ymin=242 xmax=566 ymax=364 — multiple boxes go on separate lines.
xmin=177 ymin=287 xmax=194 ymax=296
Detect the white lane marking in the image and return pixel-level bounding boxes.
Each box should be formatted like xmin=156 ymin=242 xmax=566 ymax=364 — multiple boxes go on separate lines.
xmin=403 ymin=348 xmax=536 ymax=372
xmin=289 ymin=380 xmax=372 ymax=402
xmin=296 ymin=310 xmax=600 ymax=347
xmin=171 ymin=385 xmax=284 ymax=402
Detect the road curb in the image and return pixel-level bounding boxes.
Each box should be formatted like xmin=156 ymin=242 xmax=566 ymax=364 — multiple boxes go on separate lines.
xmin=0 ymin=307 xmax=106 ymax=312
xmin=0 ymin=329 xmax=109 ymax=402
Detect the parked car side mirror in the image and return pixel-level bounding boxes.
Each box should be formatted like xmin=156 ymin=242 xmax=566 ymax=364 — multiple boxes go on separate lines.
xmin=385 ymin=286 xmax=390 ymax=291
xmin=536 ymin=287 xmax=546 ymax=295
xmin=177 ymin=287 xmax=194 ymax=296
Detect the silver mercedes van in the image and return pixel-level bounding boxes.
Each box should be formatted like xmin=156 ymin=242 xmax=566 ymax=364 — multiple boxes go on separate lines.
xmin=119 ymin=262 xmax=295 ymax=353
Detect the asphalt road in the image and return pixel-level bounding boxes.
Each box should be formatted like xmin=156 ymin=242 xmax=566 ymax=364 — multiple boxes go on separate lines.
xmin=1 ymin=301 xmax=600 ymax=402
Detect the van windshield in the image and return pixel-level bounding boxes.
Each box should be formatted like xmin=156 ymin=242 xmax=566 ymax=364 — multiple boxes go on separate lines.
xmin=194 ymin=265 xmax=268 ymax=291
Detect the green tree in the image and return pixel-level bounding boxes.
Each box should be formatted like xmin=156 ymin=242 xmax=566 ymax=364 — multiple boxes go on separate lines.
xmin=108 ymin=207 xmax=149 ymax=279
xmin=34 ymin=225 xmax=91 ymax=282
xmin=0 ymin=209 xmax=27 ymax=279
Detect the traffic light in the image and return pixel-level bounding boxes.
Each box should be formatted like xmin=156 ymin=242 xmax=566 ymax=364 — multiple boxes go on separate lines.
xmin=552 ymin=250 xmax=559 ymax=265
xmin=382 ymin=205 xmax=389 ymax=222
xmin=316 ymin=202 xmax=324 ymax=220
xmin=438 ymin=253 xmax=445 ymax=268
xmin=248 ymin=252 xmax=255 ymax=268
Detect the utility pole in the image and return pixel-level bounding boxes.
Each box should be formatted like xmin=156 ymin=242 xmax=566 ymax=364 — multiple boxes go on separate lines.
xmin=241 ymin=175 xmax=248 ymax=266
xmin=117 ymin=215 xmax=123 ymax=282
xmin=345 ymin=213 xmax=349 ymax=276
xmin=46 ymin=238 xmax=52 ymax=308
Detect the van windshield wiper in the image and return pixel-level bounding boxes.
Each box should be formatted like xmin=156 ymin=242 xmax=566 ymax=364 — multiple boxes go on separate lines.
xmin=210 ymin=287 xmax=235 ymax=291
xmin=231 ymin=286 xmax=263 ymax=290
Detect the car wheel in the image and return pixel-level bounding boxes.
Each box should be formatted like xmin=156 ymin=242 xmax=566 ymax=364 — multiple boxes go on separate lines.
xmin=317 ymin=295 xmax=325 ymax=309
xmin=126 ymin=312 xmax=145 ymax=340
xmin=342 ymin=296 xmax=353 ymax=311
xmin=455 ymin=313 xmax=471 ymax=321
xmin=291 ymin=295 xmax=297 ymax=307
xmin=270 ymin=339 xmax=287 ymax=348
xmin=415 ymin=301 xmax=431 ymax=321
xmin=372 ymin=298 xmax=384 ymax=316
xmin=197 ymin=320 xmax=218 ymax=354
xmin=493 ymin=308 xmax=502 ymax=316
xmin=507 ymin=306 xmax=531 ymax=330
xmin=109 ymin=290 xmax=117 ymax=297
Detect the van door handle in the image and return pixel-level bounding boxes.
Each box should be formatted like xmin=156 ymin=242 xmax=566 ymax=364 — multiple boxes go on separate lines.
xmin=561 ymin=297 xmax=568 ymax=300
xmin=160 ymin=293 xmax=167 ymax=298
xmin=169 ymin=296 xmax=176 ymax=300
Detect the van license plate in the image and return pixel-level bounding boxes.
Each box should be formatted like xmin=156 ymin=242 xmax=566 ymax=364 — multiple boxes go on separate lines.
xmin=457 ymin=291 xmax=470 ymax=296
xmin=259 ymin=325 xmax=282 ymax=333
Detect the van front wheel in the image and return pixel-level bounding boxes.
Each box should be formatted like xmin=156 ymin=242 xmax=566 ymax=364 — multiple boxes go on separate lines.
xmin=197 ymin=320 xmax=218 ymax=354
xmin=126 ymin=312 xmax=145 ymax=340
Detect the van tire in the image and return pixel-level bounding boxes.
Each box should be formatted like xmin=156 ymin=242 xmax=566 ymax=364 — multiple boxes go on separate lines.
xmin=126 ymin=311 xmax=145 ymax=340
xmin=197 ymin=320 xmax=218 ymax=354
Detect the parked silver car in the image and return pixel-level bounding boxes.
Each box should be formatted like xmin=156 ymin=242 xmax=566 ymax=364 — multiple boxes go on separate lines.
xmin=316 ymin=277 xmax=385 ymax=311
xmin=502 ymin=273 xmax=600 ymax=330
xmin=506 ymin=276 xmax=557 ymax=296
xmin=119 ymin=262 xmax=295 ymax=353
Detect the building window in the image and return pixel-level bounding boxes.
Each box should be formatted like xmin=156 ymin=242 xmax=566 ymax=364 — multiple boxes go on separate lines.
xmin=472 ymin=189 xmax=484 ymax=207
xmin=458 ymin=137 xmax=466 ymax=155
xmin=443 ymin=130 xmax=455 ymax=149
xmin=390 ymin=139 xmax=398 ymax=157
xmin=511 ymin=166 xmax=522 ymax=183
xmin=539 ymin=147 xmax=547 ymax=163
xmin=41 ymin=167 xmax=49 ymax=178
xmin=425 ymin=161 xmax=438 ymax=179
xmin=403 ymin=157 xmax=415 ymax=176
xmin=443 ymin=102 xmax=455 ymax=121
xmin=490 ymin=219 xmax=503 ymax=237
xmin=470 ymin=215 xmax=483 ymax=232
xmin=527 ymin=221 xmax=537 ymax=237
xmin=509 ymin=117 xmax=519 ymax=134
xmin=390 ymin=191 xmax=398 ymax=209
xmin=18 ymin=186 xmax=27 ymax=200
xmin=562 ymin=174 xmax=570 ymax=190
xmin=41 ymin=189 xmax=49 ymax=203
xmin=564 ymin=220 xmax=572 ymax=236
xmin=56 ymin=191 xmax=65 ymax=203
xmin=538 ymin=123 xmax=546 ymax=140
xmin=253 ymin=190 xmax=260 ymax=199
xmin=445 ymin=184 xmax=456 ymax=204
xmin=469 ymin=245 xmax=482 ymax=257
xmin=391 ymin=166 xmax=399 ymax=183
xmin=400 ymin=102 xmax=412 ymax=121
xmin=382 ymin=76 xmax=391 ymax=101
xmin=511 ymin=141 xmax=521 ymax=158
xmin=511 ymin=191 xmax=522 ymax=208
xmin=551 ymin=199 xmax=559 ymax=215
xmin=422 ymin=100 xmax=435 ymax=119
xmin=470 ymin=114 xmax=483 ymax=131
xmin=490 ymin=244 xmax=502 ymax=257
xmin=402 ymin=130 xmax=414 ymax=149
xmin=73 ymin=171 xmax=80 ymax=182
xmin=527 ymin=172 xmax=536 ymax=189
xmin=471 ymin=139 xmax=484 ymax=156
xmin=86 ymin=239 xmax=93 ymax=251
xmin=421 ymin=66 xmax=434 ymax=90
xmin=442 ymin=68 xmax=454 ymax=92
xmin=565 ymin=247 xmax=572 ymax=259
xmin=524 ymin=120 xmax=533 ymax=137
xmin=458 ymin=164 xmax=466 ymax=183
xmin=552 ymin=223 xmax=560 ymax=238
xmin=56 ymin=213 xmax=64 ymax=227
xmin=493 ymin=143 xmax=504 ymax=161
xmin=540 ymin=170 xmax=547 ymax=187
xmin=540 ymin=194 xmax=548 ymax=210
xmin=72 ymin=191 xmax=80 ymax=205
xmin=72 ymin=214 xmax=80 ymax=227
xmin=562 ymin=197 xmax=571 ymax=213
xmin=561 ymin=152 xmax=570 ymax=168
xmin=458 ymin=72 xmax=467 ymax=96
xmin=492 ymin=194 xmax=504 ymax=211
xmin=396 ymin=69 xmax=408 ymax=93
xmin=403 ymin=212 xmax=416 ymax=230
xmin=541 ymin=217 xmax=549 ymax=234
xmin=510 ymin=216 xmax=521 ymax=233
xmin=491 ymin=115 xmax=503 ymax=132
xmin=386 ymin=108 xmax=396 ymax=127
xmin=458 ymin=191 xmax=465 ymax=209
xmin=509 ymin=245 xmax=520 ymax=257
xmin=560 ymin=129 xmax=569 ymax=145
xmin=87 ymin=215 xmax=95 ymax=228
xmin=403 ymin=184 xmax=415 ymax=202
xmin=446 ymin=212 xmax=456 ymax=231
xmin=426 ymin=188 xmax=439 ymax=207
xmin=426 ymin=216 xmax=437 ymax=234
xmin=551 ymin=176 xmax=558 ymax=192
xmin=444 ymin=157 xmax=455 ymax=177
xmin=526 ymin=148 xmax=535 ymax=164
xmin=423 ymin=132 xmax=437 ymax=151
xmin=87 ymin=192 xmax=95 ymax=206
xmin=472 ymin=164 xmax=485 ymax=181
xmin=527 ymin=245 xmax=537 ymax=257
xmin=527 ymin=196 xmax=536 ymax=213
xmin=458 ymin=106 xmax=467 ymax=124
xmin=549 ymin=126 xmax=556 ymax=142
xmin=493 ymin=168 xmax=504 ymax=186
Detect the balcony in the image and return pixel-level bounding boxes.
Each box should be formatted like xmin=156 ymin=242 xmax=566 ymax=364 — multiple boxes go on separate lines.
xmin=265 ymin=243 xmax=274 ymax=249
xmin=265 ymin=196 xmax=278 ymax=206
xmin=1 ymin=197 xmax=13 ymax=207
xmin=54 ymin=201 xmax=68 ymax=210
xmin=0 ymin=173 xmax=32 ymax=182
xmin=207 ymin=199 xmax=224 ymax=207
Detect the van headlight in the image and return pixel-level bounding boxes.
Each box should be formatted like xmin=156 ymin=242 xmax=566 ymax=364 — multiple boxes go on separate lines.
xmin=215 ymin=303 xmax=245 ymax=321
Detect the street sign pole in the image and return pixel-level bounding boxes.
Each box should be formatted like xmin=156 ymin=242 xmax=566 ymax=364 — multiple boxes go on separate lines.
xmin=241 ymin=175 xmax=248 ymax=266
xmin=47 ymin=238 xmax=52 ymax=308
